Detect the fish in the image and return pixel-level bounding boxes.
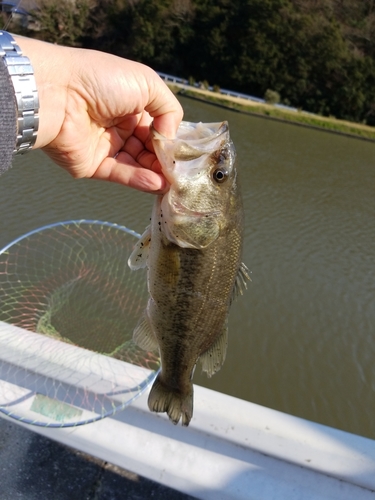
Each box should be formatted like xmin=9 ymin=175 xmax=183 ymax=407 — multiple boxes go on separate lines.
xmin=128 ymin=121 xmax=249 ymax=426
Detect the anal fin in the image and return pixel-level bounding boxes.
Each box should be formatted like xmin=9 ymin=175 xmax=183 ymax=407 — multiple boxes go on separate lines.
xmin=200 ymin=323 xmax=228 ymax=378
xmin=133 ymin=312 xmax=159 ymax=352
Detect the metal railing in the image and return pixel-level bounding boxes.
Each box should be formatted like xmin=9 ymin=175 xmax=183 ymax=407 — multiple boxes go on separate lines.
xmin=157 ymin=71 xmax=299 ymax=111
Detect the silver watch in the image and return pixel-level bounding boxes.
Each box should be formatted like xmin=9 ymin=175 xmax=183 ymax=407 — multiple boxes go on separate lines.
xmin=0 ymin=30 xmax=39 ymax=155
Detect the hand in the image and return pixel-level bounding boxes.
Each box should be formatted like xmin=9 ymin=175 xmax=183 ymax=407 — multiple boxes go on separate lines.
xmin=14 ymin=36 xmax=183 ymax=193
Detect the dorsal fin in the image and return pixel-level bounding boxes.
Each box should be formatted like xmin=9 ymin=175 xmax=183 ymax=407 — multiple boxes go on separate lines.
xmin=231 ymin=262 xmax=251 ymax=303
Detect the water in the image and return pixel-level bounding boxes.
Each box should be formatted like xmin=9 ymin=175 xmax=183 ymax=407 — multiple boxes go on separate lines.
xmin=0 ymin=95 xmax=374 ymax=439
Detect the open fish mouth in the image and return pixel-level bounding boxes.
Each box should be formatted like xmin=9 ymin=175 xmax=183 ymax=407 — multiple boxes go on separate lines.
xmin=174 ymin=121 xmax=229 ymax=148
xmin=151 ymin=121 xmax=233 ymax=189
xmin=152 ymin=121 xmax=228 ymax=146
xmin=151 ymin=121 xmax=230 ymax=166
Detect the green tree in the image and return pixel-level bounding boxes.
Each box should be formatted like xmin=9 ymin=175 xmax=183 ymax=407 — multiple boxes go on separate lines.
xmin=12 ymin=0 xmax=375 ymax=124
xmin=32 ymin=0 xmax=94 ymax=46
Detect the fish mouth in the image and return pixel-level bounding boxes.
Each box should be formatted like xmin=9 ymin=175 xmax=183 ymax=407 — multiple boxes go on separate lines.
xmin=151 ymin=121 xmax=229 ymax=163
xmin=151 ymin=121 xmax=228 ymax=146
xmin=151 ymin=121 xmax=231 ymax=186
xmin=174 ymin=121 xmax=229 ymax=147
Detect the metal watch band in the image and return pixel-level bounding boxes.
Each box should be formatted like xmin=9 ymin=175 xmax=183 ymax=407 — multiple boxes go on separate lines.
xmin=0 ymin=30 xmax=39 ymax=155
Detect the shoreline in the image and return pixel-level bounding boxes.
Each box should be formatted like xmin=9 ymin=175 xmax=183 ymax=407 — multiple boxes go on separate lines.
xmin=166 ymin=82 xmax=375 ymax=142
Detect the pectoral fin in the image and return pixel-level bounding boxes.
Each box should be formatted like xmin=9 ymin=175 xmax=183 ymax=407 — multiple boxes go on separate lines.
xmin=128 ymin=225 xmax=151 ymax=270
xmin=200 ymin=323 xmax=228 ymax=378
xmin=133 ymin=312 xmax=159 ymax=352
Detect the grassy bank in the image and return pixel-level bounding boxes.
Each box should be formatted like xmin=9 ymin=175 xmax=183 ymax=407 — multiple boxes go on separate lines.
xmin=166 ymin=83 xmax=375 ymax=142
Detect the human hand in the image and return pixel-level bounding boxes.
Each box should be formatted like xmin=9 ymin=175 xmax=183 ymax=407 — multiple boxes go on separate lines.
xmin=14 ymin=36 xmax=183 ymax=193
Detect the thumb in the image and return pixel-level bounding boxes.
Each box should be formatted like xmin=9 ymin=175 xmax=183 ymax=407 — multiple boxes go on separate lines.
xmin=145 ymin=75 xmax=183 ymax=139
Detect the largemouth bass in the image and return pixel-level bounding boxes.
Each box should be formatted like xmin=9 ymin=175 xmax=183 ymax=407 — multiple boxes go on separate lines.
xmin=128 ymin=121 xmax=249 ymax=426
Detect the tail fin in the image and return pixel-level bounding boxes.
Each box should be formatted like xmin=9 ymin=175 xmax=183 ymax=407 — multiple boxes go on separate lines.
xmin=148 ymin=374 xmax=193 ymax=426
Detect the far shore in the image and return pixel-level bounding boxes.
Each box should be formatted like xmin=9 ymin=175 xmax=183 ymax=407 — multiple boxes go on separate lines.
xmin=165 ymin=82 xmax=375 ymax=142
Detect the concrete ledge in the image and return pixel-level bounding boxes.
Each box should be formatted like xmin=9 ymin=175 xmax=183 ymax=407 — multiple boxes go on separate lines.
xmin=1 ymin=323 xmax=375 ymax=499
xmin=1 ymin=384 xmax=374 ymax=499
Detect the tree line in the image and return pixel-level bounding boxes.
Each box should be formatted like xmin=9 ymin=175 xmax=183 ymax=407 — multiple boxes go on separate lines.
xmin=13 ymin=0 xmax=375 ymax=125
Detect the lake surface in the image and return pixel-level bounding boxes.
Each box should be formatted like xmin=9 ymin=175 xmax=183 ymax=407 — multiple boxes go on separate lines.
xmin=0 ymin=95 xmax=374 ymax=439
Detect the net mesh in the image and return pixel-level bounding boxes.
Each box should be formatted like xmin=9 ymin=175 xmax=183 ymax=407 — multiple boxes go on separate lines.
xmin=0 ymin=220 xmax=159 ymax=427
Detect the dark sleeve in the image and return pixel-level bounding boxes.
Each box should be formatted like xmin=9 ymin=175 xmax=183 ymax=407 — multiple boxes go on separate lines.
xmin=0 ymin=56 xmax=17 ymax=175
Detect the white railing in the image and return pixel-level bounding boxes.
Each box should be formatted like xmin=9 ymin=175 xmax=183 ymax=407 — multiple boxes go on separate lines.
xmin=157 ymin=71 xmax=299 ymax=111
xmin=1 ymin=322 xmax=375 ymax=499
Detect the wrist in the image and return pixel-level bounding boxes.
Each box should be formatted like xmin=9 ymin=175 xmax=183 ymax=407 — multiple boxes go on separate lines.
xmin=13 ymin=35 xmax=70 ymax=150
xmin=0 ymin=31 xmax=39 ymax=155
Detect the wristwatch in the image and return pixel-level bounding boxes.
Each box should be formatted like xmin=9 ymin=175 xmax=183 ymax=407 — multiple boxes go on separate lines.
xmin=0 ymin=30 xmax=39 ymax=155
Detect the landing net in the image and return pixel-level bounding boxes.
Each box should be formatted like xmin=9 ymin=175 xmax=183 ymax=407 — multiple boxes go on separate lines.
xmin=0 ymin=220 xmax=159 ymax=427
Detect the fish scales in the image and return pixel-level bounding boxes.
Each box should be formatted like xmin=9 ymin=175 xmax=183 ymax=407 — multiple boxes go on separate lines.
xmin=128 ymin=121 xmax=248 ymax=426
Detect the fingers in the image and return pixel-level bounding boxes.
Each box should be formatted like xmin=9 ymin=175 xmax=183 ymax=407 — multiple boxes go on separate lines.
xmin=93 ymin=153 xmax=167 ymax=193
xmin=122 ymin=135 xmax=161 ymax=172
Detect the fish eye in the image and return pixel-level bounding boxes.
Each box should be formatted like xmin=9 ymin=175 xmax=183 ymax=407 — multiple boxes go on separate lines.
xmin=213 ymin=168 xmax=228 ymax=183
